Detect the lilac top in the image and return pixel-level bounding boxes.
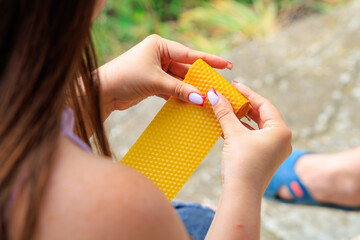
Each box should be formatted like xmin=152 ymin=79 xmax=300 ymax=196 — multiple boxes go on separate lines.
xmin=61 ymin=106 xmax=93 ymax=153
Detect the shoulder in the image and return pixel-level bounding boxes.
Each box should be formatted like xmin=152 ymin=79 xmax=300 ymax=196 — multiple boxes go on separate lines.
xmin=37 ymin=137 xmax=188 ymax=240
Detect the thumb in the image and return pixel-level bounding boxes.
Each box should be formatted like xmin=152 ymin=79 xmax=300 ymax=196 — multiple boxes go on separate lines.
xmin=161 ymin=74 xmax=206 ymax=106
xmin=207 ymin=88 xmax=244 ymax=136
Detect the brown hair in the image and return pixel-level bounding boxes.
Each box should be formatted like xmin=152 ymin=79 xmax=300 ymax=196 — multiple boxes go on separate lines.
xmin=0 ymin=1 xmax=111 ymax=239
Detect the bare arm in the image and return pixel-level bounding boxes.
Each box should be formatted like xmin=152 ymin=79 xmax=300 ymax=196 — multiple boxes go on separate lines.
xmin=205 ymin=83 xmax=292 ymax=240
xmin=37 ymin=137 xmax=190 ymax=240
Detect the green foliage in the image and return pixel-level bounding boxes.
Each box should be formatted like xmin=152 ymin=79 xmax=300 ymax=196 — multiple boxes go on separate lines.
xmin=93 ymin=0 xmax=160 ymax=61
xmin=176 ymin=0 xmax=278 ymax=53
xmin=92 ymin=0 xmax=348 ymax=63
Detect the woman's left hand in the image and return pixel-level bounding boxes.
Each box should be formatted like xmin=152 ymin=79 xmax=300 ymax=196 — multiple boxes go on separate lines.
xmin=98 ymin=34 xmax=232 ymax=116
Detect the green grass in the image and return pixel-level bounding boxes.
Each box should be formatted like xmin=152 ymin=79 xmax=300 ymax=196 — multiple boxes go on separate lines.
xmin=92 ymin=0 xmax=347 ymax=64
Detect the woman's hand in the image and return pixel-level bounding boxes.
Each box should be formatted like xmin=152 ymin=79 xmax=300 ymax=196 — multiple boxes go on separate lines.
xmin=99 ymin=34 xmax=232 ymax=116
xmin=205 ymin=82 xmax=291 ymax=240
xmin=207 ymin=82 xmax=292 ymax=194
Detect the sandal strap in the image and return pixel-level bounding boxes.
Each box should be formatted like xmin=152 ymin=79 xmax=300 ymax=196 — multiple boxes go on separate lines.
xmin=265 ymin=149 xmax=317 ymax=205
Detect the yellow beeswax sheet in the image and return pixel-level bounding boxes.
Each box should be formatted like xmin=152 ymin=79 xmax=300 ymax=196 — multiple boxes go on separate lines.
xmin=121 ymin=59 xmax=250 ymax=201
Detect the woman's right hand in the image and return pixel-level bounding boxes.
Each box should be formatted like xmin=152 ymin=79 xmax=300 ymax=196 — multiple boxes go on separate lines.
xmin=207 ymin=82 xmax=292 ymax=195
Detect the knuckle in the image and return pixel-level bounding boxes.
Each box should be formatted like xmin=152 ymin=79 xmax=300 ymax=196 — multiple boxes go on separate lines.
xmin=185 ymin=48 xmax=192 ymax=60
xmin=174 ymin=82 xmax=186 ymax=99
xmin=215 ymin=106 xmax=233 ymax=122
xmin=147 ymin=34 xmax=161 ymax=42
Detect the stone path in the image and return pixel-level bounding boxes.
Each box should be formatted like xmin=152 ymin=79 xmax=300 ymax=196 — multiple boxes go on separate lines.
xmin=105 ymin=1 xmax=360 ymax=239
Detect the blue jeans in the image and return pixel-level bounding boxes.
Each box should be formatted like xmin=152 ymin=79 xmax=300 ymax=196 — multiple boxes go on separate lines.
xmin=172 ymin=201 xmax=215 ymax=240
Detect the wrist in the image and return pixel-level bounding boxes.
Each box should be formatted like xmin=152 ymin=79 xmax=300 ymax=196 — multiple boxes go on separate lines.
xmin=222 ymin=165 xmax=269 ymax=197
xmin=222 ymin=157 xmax=272 ymax=196
xmin=222 ymin=179 xmax=263 ymax=198
xmin=101 ymin=97 xmax=115 ymax=120
xmin=98 ymin=63 xmax=116 ymax=100
xmin=97 ymin=61 xmax=122 ymax=117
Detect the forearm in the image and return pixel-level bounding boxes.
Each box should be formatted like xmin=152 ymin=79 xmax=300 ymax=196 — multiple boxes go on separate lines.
xmin=205 ymin=183 xmax=262 ymax=240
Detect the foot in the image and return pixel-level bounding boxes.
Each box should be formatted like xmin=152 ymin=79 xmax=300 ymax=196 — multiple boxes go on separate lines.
xmin=277 ymin=147 xmax=360 ymax=207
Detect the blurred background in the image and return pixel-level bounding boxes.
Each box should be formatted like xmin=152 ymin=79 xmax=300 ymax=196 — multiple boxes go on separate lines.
xmin=93 ymin=0 xmax=347 ymax=62
xmin=100 ymin=0 xmax=360 ymax=239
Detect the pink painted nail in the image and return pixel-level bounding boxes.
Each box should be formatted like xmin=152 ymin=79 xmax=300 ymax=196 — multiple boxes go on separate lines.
xmin=189 ymin=92 xmax=205 ymax=106
xmin=207 ymin=88 xmax=219 ymax=106
xmin=226 ymin=61 xmax=233 ymax=70
xmin=232 ymin=80 xmax=238 ymax=84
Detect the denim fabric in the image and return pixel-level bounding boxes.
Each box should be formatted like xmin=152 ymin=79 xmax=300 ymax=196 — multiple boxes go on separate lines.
xmin=172 ymin=201 xmax=215 ymax=240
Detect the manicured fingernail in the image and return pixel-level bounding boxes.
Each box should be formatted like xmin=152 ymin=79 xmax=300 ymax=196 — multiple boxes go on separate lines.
xmin=189 ymin=92 xmax=205 ymax=106
xmin=232 ymin=80 xmax=238 ymax=84
xmin=207 ymin=88 xmax=219 ymax=106
xmin=227 ymin=61 xmax=233 ymax=70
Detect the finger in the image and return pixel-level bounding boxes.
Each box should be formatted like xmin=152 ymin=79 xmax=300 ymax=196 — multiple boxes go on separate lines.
xmin=240 ymin=121 xmax=256 ymax=131
xmin=207 ymin=88 xmax=246 ymax=136
xmin=168 ymin=72 xmax=183 ymax=81
xmin=168 ymin=61 xmax=190 ymax=79
xmin=232 ymin=81 xmax=285 ymax=129
xmin=164 ymin=38 xmax=232 ymax=70
xmin=160 ymin=73 xmax=206 ymax=106
xmin=156 ymin=94 xmax=170 ymax=101
xmin=165 ymin=71 xmax=193 ymax=99
xmin=246 ymin=108 xmax=262 ymax=126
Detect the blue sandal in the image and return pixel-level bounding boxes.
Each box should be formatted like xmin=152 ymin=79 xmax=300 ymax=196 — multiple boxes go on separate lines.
xmin=264 ymin=149 xmax=360 ymax=210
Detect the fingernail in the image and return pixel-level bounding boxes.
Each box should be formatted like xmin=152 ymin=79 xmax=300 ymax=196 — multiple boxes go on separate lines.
xmin=227 ymin=61 xmax=233 ymax=70
xmin=232 ymin=80 xmax=238 ymax=84
xmin=207 ymin=88 xmax=219 ymax=106
xmin=189 ymin=92 xmax=205 ymax=106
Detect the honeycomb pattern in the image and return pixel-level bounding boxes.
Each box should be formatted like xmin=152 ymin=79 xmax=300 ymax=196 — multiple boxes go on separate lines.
xmin=121 ymin=59 xmax=251 ymax=200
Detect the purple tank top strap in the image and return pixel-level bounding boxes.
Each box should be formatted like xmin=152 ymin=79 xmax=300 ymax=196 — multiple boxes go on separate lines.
xmin=61 ymin=106 xmax=93 ymax=153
